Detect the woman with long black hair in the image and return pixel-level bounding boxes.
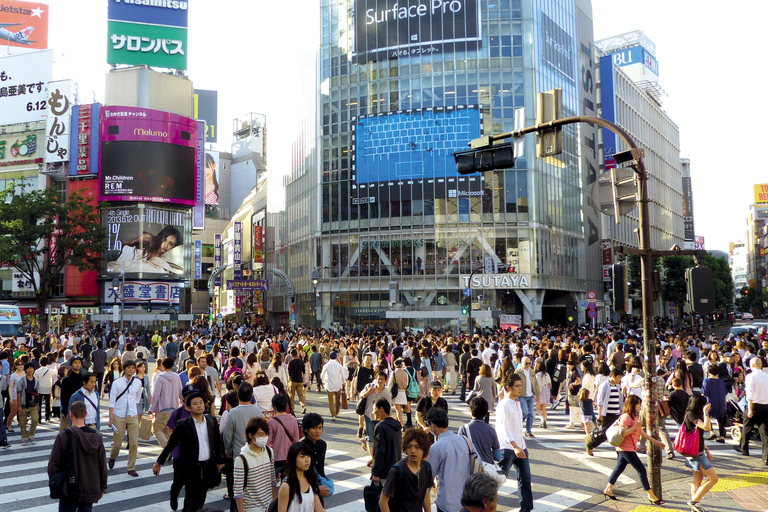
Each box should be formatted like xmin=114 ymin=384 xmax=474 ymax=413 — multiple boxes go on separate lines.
xmin=683 ymin=394 xmax=718 ymax=512
xmin=277 ymin=442 xmax=325 ymax=512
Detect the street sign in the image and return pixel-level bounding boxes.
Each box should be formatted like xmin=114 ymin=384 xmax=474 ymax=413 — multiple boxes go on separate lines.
xmin=587 ymin=309 xmax=597 ymax=318
xmin=587 ymin=291 xmax=597 ymax=300
xmin=112 ymin=305 xmax=119 ymax=322
xmin=463 ymin=288 xmax=472 ymax=297
xmin=581 ymin=301 xmax=587 ymax=308
xmin=218 ymin=313 xmax=223 ymax=319
xmin=587 ymin=302 xmax=597 ymax=310
xmin=669 ymin=308 xmax=675 ymax=315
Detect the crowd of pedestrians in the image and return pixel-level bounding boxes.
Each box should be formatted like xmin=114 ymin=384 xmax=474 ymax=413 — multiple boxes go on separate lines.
xmin=0 ymin=317 xmax=765 ymax=512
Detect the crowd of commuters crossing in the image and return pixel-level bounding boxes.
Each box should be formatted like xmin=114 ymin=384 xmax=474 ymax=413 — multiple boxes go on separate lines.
xmin=0 ymin=316 xmax=765 ymax=512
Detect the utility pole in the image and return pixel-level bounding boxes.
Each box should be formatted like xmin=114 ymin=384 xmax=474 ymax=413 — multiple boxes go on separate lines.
xmin=455 ymin=109 xmax=672 ymax=498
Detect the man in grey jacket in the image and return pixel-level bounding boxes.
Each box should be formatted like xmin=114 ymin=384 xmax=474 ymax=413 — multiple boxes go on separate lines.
xmin=222 ymin=382 xmax=263 ymax=512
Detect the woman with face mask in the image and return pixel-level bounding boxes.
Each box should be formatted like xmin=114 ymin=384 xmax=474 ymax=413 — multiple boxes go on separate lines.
xmin=233 ymin=417 xmax=278 ymax=512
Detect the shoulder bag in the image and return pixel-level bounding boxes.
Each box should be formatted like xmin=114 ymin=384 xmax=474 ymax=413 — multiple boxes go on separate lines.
xmin=674 ymin=422 xmax=700 ymax=457
xmin=463 ymin=426 xmax=506 ymax=485
xmin=606 ymin=419 xmax=626 ymax=447
xmin=49 ymin=429 xmax=77 ymax=499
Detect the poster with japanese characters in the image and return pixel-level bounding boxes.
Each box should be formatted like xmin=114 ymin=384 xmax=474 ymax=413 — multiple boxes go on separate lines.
xmin=106 ymin=20 xmax=187 ymax=70
xmin=44 ymin=79 xmax=72 ymax=163
xmin=102 ymin=281 xmax=184 ymax=305
xmin=0 ymin=49 xmax=52 ymax=125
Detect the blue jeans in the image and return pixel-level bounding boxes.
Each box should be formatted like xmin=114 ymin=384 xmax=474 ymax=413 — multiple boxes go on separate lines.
xmin=519 ymin=395 xmax=535 ymax=434
xmin=500 ymin=448 xmax=533 ymax=512
xmin=608 ymin=451 xmax=650 ymax=490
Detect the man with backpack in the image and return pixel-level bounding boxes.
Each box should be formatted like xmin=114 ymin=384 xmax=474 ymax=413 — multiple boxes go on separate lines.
xmin=403 ymin=358 xmax=421 ymax=429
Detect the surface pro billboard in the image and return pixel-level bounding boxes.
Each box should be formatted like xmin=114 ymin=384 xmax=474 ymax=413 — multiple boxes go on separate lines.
xmin=99 ymin=106 xmax=198 ymax=205
xmin=352 ymin=0 xmax=481 ymax=64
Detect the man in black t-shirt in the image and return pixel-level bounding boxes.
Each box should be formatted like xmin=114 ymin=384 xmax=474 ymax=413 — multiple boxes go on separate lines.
xmin=287 ymin=349 xmax=307 ymax=414
xmin=668 ymin=377 xmax=690 ymax=426
xmin=416 ymin=381 xmax=449 ymax=433
xmin=380 ymin=428 xmax=433 ymax=512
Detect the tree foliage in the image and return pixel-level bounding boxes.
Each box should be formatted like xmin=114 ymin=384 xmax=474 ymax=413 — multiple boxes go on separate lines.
xmin=0 ymin=181 xmax=107 ymax=333
xmin=660 ymin=253 xmax=734 ymax=314
xmin=735 ymin=286 xmax=765 ymax=314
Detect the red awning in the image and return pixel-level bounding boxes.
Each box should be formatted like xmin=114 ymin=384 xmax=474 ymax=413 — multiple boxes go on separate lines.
xmin=20 ymin=308 xmax=39 ymax=314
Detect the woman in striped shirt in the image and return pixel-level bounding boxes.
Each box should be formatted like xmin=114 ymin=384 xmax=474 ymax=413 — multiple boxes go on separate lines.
xmin=234 ymin=417 xmax=278 ymax=512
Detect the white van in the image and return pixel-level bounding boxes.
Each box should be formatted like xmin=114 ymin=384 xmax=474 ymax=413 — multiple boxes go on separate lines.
xmin=0 ymin=305 xmax=26 ymax=343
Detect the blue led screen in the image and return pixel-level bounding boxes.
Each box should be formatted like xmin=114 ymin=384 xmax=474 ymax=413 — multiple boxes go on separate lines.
xmin=354 ymin=106 xmax=482 ymax=184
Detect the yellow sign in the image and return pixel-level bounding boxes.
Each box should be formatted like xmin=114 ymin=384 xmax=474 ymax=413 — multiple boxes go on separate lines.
xmin=755 ymin=183 xmax=768 ymax=204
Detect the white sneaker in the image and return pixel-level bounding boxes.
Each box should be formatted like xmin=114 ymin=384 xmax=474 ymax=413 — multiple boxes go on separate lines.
xmin=29 ymin=437 xmax=36 ymax=445
xmin=21 ymin=439 xmax=28 ymax=446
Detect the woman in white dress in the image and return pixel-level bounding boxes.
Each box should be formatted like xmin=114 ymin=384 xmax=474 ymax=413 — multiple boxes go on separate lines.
xmin=267 ymin=354 xmax=288 ymax=389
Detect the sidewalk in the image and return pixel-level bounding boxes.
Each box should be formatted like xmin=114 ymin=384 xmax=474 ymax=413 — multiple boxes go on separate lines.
xmin=573 ymin=451 xmax=768 ymax=512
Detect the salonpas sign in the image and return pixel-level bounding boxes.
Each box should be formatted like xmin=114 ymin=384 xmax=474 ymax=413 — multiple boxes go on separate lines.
xmin=461 ymin=274 xmax=531 ymax=289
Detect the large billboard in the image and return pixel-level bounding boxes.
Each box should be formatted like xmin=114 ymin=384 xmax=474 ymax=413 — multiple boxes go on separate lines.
xmin=599 ymin=55 xmax=618 ymax=172
xmin=107 ymin=21 xmax=188 ymax=70
xmin=193 ymin=120 xmax=205 ymax=229
xmin=103 ymin=205 xmax=190 ymax=279
xmin=755 ymin=183 xmax=768 ymax=204
xmin=682 ymin=176 xmax=695 ymax=245
xmin=0 ymin=1 xmax=49 ymax=51
xmin=351 ymin=104 xmax=485 ymax=204
xmin=106 ymin=0 xmax=188 ymax=70
xmin=0 ymin=49 xmax=52 ymax=125
xmin=352 ymin=0 xmax=481 ymax=64
xmin=68 ymin=103 xmax=100 ymax=177
xmin=539 ymin=12 xmax=575 ymax=84
xmin=99 ymin=106 xmax=198 ymax=205
xmin=103 ymin=281 xmax=183 ymax=304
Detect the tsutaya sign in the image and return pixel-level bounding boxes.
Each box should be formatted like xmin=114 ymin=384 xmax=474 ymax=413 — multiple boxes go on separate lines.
xmin=461 ymin=274 xmax=531 ymax=289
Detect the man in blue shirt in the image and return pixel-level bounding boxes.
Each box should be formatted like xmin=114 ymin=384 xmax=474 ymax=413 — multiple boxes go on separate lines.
xmin=426 ymin=407 xmax=472 ymax=512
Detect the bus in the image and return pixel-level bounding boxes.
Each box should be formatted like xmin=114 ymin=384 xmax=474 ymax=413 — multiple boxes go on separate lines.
xmin=0 ymin=305 xmax=26 ymax=343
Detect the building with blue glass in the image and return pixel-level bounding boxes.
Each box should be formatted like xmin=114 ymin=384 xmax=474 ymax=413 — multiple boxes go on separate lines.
xmin=286 ymin=0 xmax=606 ymax=330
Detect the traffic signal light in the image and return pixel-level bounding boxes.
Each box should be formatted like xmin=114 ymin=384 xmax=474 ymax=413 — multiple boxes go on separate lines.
xmin=598 ymin=167 xmax=638 ymax=218
xmin=454 ymin=141 xmax=515 ymax=175
xmin=461 ymin=304 xmax=469 ymax=315
xmin=686 ymin=266 xmax=716 ymax=314
xmin=536 ymin=88 xmax=563 ymax=157
xmin=611 ymin=263 xmax=628 ymax=312
xmin=146 ymin=304 xmax=151 ymax=312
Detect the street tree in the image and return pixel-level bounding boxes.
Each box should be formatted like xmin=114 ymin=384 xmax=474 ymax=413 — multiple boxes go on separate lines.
xmin=661 ymin=255 xmax=693 ymax=310
xmin=0 ymin=181 xmax=107 ymax=335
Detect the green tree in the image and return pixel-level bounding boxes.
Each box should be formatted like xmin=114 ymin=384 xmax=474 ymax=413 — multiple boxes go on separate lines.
xmin=661 ymin=255 xmax=693 ymax=309
xmin=700 ymin=252 xmax=734 ymax=312
xmin=0 ymin=181 xmax=107 ymax=334
xmin=626 ymin=253 xmax=662 ymax=309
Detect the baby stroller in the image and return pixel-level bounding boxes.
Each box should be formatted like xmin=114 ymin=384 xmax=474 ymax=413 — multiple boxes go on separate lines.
xmin=726 ymin=395 xmax=745 ymax=442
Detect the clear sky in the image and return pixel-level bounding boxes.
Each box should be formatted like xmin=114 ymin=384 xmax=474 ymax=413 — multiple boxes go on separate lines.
xmin=4 ymin=0 xmax=760 ymax=252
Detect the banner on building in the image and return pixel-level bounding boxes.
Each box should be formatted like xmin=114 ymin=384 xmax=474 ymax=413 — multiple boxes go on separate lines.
xmin=204 ymin=151 xmax=220 ymax=205
xmin=214 ymin=233 xmax=222 ymax=286
xmin=44 ymin=80 xmax=72 ymax=163
xmin=194 ymin=89 xmax=218 ymax=143
xmin=253 ymin=225 xmax=263 ymax=264
xmin=103 ymin=280 xmax=183 ymax=304
xmin=0 ymin=128 xmax=42 ymax=168
xmin=68 ymin=103 xmax=100 ymax=176
xmin=233 ymin=222 xmax=242 ymax=279
xmin=227 ymin=279 xmax=268 ymax=291
xmin=194 ymin=239 xmax=202 ymax=279
xmin=682 ymin=176 xmax=695 ymax=248
xmin=194 ymin=120 xmax=205 ymax=229
xmin=754 ymin=184 xmax=768 ymax=204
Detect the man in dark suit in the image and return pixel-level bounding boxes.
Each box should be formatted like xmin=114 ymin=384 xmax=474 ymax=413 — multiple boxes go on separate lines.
xmin=718 ymin=352 xmax=736 ymax=393
xmin=153 ymin=392 xmax=224 ymax=512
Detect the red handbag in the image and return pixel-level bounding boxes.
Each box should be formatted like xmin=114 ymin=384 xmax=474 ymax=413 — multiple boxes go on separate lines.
xmin=674 ymin=423 xmax=700 ymax=456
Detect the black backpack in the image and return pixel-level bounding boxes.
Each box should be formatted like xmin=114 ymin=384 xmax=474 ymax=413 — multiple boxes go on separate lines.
xmin=553 ymin=363 xmax=566 ymax=383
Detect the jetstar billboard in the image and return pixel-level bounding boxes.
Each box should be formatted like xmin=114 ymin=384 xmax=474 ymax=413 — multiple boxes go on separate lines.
xmin=0 ymin=1 xmax=49 ymax=52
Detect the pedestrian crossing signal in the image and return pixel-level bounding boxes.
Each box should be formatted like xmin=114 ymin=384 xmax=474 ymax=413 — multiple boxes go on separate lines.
xmin=461 ymin=304 xmax=469 ymax=315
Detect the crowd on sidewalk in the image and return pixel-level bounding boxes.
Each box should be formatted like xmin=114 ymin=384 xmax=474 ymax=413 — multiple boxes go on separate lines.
xmin=0 ymin=317 xmax=766 ymax=512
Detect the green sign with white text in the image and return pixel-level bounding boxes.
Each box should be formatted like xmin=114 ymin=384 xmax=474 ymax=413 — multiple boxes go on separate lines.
xmin=107 ymin=20 xmax=188 ymax=70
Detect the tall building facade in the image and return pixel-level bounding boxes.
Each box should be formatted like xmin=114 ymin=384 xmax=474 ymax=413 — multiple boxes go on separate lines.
xmin=596 ymin=31 xmax=685 ymax=254
xmin=292 ymin=0 xmax=603 ymax=330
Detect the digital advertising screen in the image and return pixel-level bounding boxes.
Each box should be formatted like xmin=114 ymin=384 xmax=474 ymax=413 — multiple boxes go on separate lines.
xmin=99 ymin=106 xmax=198 ymax=205
xmin=103 ymin=205 xmax=190 ymax=280
xmin=351 ymin=104 xmax=484 ymax=203
xmin=352 ymin=0 xmax=481 ymax=64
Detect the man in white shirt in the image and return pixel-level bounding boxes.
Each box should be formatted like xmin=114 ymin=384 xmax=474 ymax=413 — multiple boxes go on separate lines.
xmin=69 ymin=373 xmax=101 ymax=429
xmin=108 ymin=360 xmax=144 ymax=476
xmin=496 ymin=373 xmax=532 ymax=512
xmin=738 ymin=358 xmax=768 ymax=459
xmin=481 ymin=342 xmax=496 ymax=366
xmin=320 ymin=351 xmax=349 ymax=420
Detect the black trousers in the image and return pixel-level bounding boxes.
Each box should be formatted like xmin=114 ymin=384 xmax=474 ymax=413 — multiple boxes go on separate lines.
xmin=38 ymin=393 xmax=51 ymax=421
xmin=171 ymin=459 xmax=184 ymax=504
xmin=225 ymin=455 xmax=235 ymax=512
xmin=95 ymin=373 xmax=105 ymax=394
xmin=183 ymin=461 xmax=214 ymax=512
xmin=741 ymin=402 xmax=768 ymax=461
xmin=586 ymin=412 xmax=620 ymax=450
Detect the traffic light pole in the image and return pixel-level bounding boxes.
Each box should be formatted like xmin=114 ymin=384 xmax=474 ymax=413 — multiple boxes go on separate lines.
xmin=479 ymin=114 xmax=665 ymax=498
xmin=467 ymin=266 xmax=484 ymax=336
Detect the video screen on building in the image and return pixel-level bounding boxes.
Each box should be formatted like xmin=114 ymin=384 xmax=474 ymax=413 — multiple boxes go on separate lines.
xmin=351 ymin=105 xmax=484 ymax=203
xmin=102 ymin=206 xmax=190 ymax=279
xmin=101 ymin=141 xmax=196 ymax=204
xmin=352 ymin=0 xmax=481 ymax=64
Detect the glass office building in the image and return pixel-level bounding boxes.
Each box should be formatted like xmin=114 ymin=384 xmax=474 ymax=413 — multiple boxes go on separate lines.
xmin=306 ymin=0 xmax=599 ymax=329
